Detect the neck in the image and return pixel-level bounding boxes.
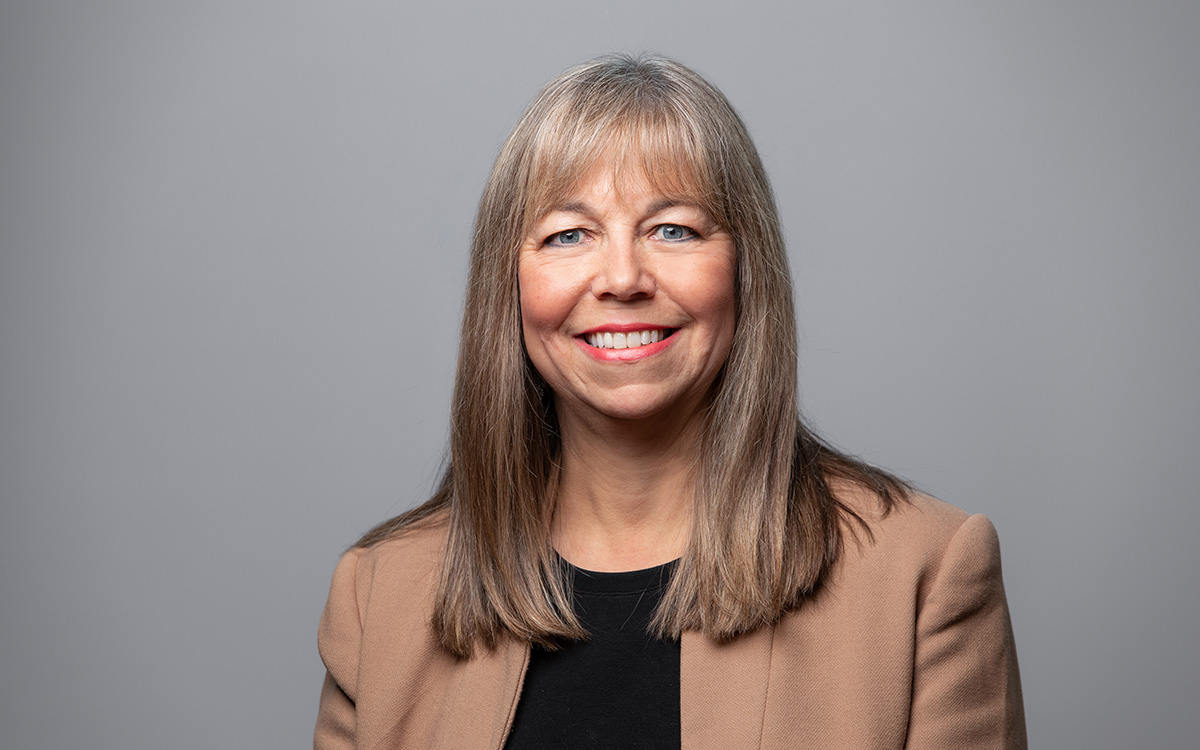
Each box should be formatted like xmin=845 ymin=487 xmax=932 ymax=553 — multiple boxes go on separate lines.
xmin=550 ymin=399 xmax=705 ymax=572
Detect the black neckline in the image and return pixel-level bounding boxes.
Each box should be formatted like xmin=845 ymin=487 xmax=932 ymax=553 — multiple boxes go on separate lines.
xmin=563 ymin=558 xmax=679 ymax=596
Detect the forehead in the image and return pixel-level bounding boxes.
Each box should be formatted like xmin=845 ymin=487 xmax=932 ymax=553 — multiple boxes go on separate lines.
xmin=538 ymin=155 xmax=701 ymax=214
xmin=524 ymin=120 xmax=719 ymax=226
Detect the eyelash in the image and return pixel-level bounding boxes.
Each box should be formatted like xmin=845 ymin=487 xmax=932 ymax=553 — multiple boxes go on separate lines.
xmin=652 ymin=224 xmax=697 ymax=242
xmin=546 ymin=228 xmax=587 ymax=247
xmin=544 ymin=223 xmax=699 ymax=247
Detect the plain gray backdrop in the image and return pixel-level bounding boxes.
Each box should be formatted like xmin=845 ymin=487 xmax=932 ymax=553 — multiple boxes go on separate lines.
xmin=2 ymin=1 xmax=1197 ymax=748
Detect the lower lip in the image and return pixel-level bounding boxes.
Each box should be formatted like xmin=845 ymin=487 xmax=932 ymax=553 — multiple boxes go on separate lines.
xmin=577 ymin=333 xmax=675 ymax=362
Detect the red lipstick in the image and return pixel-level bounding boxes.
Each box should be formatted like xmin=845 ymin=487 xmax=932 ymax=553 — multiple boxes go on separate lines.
xmin=575 ymin=326 xmax=678 ymax=362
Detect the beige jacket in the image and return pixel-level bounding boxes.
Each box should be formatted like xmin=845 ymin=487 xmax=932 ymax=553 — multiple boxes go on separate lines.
xmin=314 ymin=491 xmax=1026 ymax=749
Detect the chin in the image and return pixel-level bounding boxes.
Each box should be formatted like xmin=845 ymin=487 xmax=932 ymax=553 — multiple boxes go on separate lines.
xmin=596 ymin=403 xmax=670 ymax=422
xmin=577 ymin=385 xmax=709 ymax=425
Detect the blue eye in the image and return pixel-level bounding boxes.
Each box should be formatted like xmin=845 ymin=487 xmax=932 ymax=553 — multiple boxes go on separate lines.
xmin=548 ymin=229 xmax=585 ymax=246
xmin=654 ymin=224 xmax=696 ymax=242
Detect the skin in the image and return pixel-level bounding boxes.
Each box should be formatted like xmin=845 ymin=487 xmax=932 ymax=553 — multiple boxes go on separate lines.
xmin=518 ymin=157 xmax=736 ymax=572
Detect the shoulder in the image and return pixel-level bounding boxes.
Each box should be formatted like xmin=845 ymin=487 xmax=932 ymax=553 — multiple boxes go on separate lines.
xmin=823 ymin=486 xmax=1024 ymax=745
xmin=353 ymin=514 xmax=450 ymax=581
xmin=763 ymin=489 xmax=1023 ymax=745
xmin=823 ymin=484 xmax=1008 ymax=620
xmin=318 ymin=515 xmax=450 ymax=667
xmin=835 ymin=483 xmax=1000 ymax=569
xmin=317 ymin=514 xmax=478 ymax=748
xmin=775 ymin=483 xmax=1014 ymax=669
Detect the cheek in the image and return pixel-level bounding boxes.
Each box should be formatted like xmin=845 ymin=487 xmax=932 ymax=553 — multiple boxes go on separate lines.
xmin=519 ymin=257 xmax=595 ymax=333
xmin=710 ymin=285 xmax=738 ymax=359
xmin=518 ymin=266 xmax=556 ymax=336
xmin=518 ymin=264 xmax=581 ymax=386
xmin=518 ymin=262 xmax=580 ymax=349
xmin=685 ymin=255 xmax=737 ymax=332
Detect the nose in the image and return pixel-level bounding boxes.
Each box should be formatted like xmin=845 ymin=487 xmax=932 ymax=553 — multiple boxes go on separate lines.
xmin=592 ymin=235 xmax=655 ymax=300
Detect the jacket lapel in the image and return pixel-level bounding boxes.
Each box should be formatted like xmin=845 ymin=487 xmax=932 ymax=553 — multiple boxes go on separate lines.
xmin=681 ymin=625 xmax=774 ymax=750
xmin=430 ymin=636 xmax=531 ymax=750
xmin=389 ymin=624 xmax=772 ymax=750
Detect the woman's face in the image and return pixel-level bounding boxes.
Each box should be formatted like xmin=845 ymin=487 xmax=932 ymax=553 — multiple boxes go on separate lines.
xmin=518 ymin=157 xmax=736 ymax=426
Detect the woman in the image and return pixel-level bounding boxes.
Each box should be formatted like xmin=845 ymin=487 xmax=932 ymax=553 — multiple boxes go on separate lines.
xmin=315 ymin=54 xmax=1025 ymax=749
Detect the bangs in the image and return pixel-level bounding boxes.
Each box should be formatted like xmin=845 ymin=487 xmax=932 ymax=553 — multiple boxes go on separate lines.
xmin=521 ymin=96 xmax=726 ymax=232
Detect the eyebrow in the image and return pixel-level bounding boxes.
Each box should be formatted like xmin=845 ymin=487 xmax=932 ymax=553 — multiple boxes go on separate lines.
xmin=548 ymin=200 xmax=591 ymax=216
xmin=646 ymin=198 xmax=690 ymax=215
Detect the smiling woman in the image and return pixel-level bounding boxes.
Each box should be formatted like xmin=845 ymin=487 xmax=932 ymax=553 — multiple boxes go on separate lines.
xmin=314 ymin=54 xmax=1026 ymax=749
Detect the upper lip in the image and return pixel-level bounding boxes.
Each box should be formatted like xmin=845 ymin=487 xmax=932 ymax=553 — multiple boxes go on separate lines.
xmin=576 ymin=323 xmax=675 ymax=335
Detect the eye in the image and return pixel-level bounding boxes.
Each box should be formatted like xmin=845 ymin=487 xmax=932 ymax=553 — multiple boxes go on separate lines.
xmin=547 ymin=228 xmax=586 ymax=246
xmin=652 ymin=224 xmax=697 ymax=242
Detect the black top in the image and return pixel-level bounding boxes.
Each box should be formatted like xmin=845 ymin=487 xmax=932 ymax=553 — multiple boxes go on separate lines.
xmin=503 ymin=559 xmax=682 ymax=750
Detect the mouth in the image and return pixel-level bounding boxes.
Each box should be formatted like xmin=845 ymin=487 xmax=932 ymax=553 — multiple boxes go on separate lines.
xmin=580 ymin=328 xmax=678 ymax=350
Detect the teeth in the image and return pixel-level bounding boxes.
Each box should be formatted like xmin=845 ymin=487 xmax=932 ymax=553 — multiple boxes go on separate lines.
xmin=585 ymin=329 xmax=670 ymax=350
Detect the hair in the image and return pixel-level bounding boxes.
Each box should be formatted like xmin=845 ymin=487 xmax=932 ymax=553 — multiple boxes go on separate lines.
xmin=357 ymin=53 xmax=910 ymax=657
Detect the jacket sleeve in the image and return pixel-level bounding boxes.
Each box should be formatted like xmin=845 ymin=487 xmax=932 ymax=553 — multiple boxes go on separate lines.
xmin=906 ymin=514 xmax=1027 ymax=749
xmin=314 ymin=547 xmax=366 ymax=750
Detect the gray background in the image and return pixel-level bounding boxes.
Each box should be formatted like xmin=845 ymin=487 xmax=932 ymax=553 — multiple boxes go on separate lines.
xmin=1 ymin=1 xmax=1196 ymax=748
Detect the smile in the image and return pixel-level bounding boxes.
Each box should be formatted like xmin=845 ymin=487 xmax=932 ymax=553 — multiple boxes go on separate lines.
xmin=582 ymin=328 xmax=675 ymax=350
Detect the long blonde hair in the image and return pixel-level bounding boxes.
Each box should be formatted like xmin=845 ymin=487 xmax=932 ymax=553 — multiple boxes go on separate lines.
xmin=358 ymin=53 xmax=908 ymax=657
